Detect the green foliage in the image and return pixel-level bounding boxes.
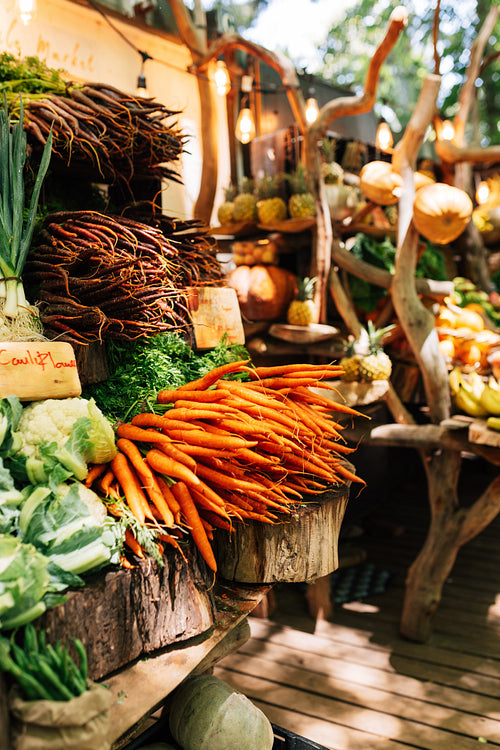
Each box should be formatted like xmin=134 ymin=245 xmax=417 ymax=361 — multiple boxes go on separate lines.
xmin=318 ymin=0 xmax=500 ymax=146
xmin=347 ymin=232 xmax=447 ymax=311
xmin=84 ymin=332 xmax=250 ymax=423
xmin=0 ymin=52 xmax=68 ymax=96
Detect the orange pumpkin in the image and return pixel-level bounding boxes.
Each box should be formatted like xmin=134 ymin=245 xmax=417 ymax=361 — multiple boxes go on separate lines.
xmin=226 ymin=264 xmax=297 ymax=321
xmin=412 ymin=183 xmax=473 ymax=245
xmin=359 ymin=161 xmax=403 ymax=206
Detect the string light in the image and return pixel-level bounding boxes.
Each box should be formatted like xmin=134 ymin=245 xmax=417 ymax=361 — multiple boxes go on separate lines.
xmin=17 ymin=0 xmax=37 ymax=25
xmin=305 ymin=96 xmax=319 ymax=124
xmin=213 ymin=60 xmax=231 ymax=96
xmin=476 ymin=180 xmax=490 ymax=205
xmin=435 ymin=117 xmax=455 ymax=141
xmin=136 ymin=50 xmax=152 ymax=98
xmin=376 ymin=121 xmax=393 ymax=152
xmin=235 ymin=101 xmax=256 ymax=144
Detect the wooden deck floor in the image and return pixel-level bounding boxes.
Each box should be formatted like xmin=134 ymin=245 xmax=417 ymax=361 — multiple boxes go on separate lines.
xmin=214 ymin=450 xmax=500 ymax=749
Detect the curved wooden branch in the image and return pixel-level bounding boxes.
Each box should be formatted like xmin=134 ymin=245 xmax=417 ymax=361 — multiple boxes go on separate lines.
xmin=189 ymin=32 xmax=308 ymax=131
xmin=453 ymin=5 xmax=499 ymax=147
xmin=458 ymin=474 xmax=500 ymax=546
xmin=331 ymin=237 xmax=453 ymax=297
xmin=303 ymin=6 xmax=407 ymax=324
xmin=391 ymin=75 xmax=450 ymax=425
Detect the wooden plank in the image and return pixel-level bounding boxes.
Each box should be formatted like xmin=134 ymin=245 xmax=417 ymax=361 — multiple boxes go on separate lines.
xmin=214 ymin=665 xmax=492 ymax=749
xmin=231 ymin=635 xmax=500 ymax=719
xmin=0 ymin=341 xmax=81 ymax=400
xmin=251 ymin=701 xmax=415 ymax=750
xmin=246 ymin=618 xmax=500 ymax=702
xmin=469 ymin=418 xmax=500 ymax=448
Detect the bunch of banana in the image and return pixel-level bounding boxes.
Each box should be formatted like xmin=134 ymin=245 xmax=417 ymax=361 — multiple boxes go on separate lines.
xmin=448 ymin=367 xmax=500 ymax=419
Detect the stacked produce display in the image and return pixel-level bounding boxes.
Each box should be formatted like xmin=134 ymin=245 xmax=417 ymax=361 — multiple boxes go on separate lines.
xmin=0 ymin=53 xmax=369 ymax=749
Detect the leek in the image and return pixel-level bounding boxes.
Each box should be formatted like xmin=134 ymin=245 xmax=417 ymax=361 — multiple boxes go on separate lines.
xmin=0 ymin=94 xmax=52 ymax=320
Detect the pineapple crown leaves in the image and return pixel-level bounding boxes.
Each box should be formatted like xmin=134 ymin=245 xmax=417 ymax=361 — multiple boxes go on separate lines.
xmin=343 ymin=321 xmax=396 ymax=356
xmin=238 ymin=176 xmax=255 ymax=196
xmin=320 ymin=137 xmax=337 ymax=164
xmin=295 ymin=276 xmax=317 ymax=301
xmin=285 ymin=164 xmax=313 ymax=195
xmin=256 ymin=173 xmax=285 ymax=200
xmin=222 ymin=183 xmax=237 ymax=202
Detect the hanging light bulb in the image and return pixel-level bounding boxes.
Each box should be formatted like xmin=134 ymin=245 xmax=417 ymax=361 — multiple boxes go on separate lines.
xmin=476 ymin=180 xmax=490 ymax=205
xmin=305 ymin=96 xmax=319 ymax=124
xmin=235 ymin=104 xmax=256 ymax=144
xmin=136 ymin=50 xmax=152 ymax=99
xmin=376 ymin=121 xmax=393 ymax=152
xmin=213 ymin=60 xmax=231 ymax=96
xmin=17 ymin=0 xmax=37 ymax=25
xmin=440 ymin=119 xmax=455 ymax=141
xmin=136 ymin=72 xmax=149 ymax=98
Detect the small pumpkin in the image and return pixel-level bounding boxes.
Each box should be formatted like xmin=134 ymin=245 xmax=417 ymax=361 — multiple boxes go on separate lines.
xmin=413 ymin=182 xmax=473 ymax=245
xmin=168 ymin=675 xmax=274 ymax=750
xmin=414 ymin=170 xmax=435 ymax=191
xmin=359 ymin=160 xmax=403 ymax=205
xmin=226 ymin=264 xmax=297 ymax=321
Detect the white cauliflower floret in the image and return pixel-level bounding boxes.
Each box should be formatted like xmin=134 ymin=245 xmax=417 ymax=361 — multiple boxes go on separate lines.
xmin=18 ymin=398 xmax=92 ymax=456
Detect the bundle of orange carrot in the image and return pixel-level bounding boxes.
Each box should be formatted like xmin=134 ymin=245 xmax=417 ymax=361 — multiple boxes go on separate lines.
xmin=85 ymin=359 xmax=365 ymax=573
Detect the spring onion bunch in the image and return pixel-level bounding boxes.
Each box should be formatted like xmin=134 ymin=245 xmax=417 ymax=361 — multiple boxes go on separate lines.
xmin=0 ymin=94 xmax=52 ymax=324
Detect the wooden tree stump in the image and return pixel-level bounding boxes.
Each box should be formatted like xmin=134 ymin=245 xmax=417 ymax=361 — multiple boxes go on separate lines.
xmin=38 ymin=543 xmax=215 ymax=681
xmin=211 ymin=482 xmax=350 ymax=584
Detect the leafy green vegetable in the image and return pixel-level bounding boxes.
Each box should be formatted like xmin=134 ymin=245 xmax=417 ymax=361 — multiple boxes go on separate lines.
xmin=0 ymin=52 xmax=68 ymax=96
xmin=85 ymin=332 xmax=249 ymax=422
xmin=346 ymin=233 xmax=447 ymax=312
xmin=0 ymin=623 xmax=89 ymax=701
xmin=0 ymin=534 xmax=53 ymax=630
xmin=0 ymin=94 xmax=53 ymax=319
xmin=18 ymin=483 xmax=121 ymax=576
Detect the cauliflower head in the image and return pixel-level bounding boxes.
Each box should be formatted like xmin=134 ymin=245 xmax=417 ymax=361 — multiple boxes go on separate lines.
xmin=17 ymin=397 xmax=117 ymax=467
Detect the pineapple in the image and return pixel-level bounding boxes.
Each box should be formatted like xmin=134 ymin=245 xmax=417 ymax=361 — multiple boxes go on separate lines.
xmin=287 ymin=164 xmax=316 ymax=219
xmin=217 ymin=183 xmax=237 ymax=225
xmin=341 ymin=322 xmax=394 ymax=382
xmin=256 ymin=174 xmax=287 ymax=224
xmin=232 ymin=178 xmax=258 ymax=222
xmin=287 ymin=277 xmax=316 ymax=326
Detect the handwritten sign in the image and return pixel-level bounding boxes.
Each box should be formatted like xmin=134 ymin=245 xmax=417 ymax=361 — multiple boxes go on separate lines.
xmin=0 ymin=342 xmax=81 ymax=401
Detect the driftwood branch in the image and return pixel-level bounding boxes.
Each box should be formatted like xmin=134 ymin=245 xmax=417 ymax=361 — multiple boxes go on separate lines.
xmin=391 ymin=74 xmax=450 ymax=425
xmin=302 ymin=7 xmax=407 ymax=323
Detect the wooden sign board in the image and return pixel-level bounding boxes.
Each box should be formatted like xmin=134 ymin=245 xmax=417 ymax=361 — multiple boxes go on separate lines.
xmin=185 ymin=286 xmax=245 ymax=349
xmin=0 ymin=341 xmax=81 ymax=401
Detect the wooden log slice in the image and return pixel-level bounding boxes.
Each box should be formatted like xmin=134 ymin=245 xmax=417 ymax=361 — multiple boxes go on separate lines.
xmin=212 ymin=482 xmax=350 ymax=584
xmin=38 ymin=542 xmax=215 ymax=681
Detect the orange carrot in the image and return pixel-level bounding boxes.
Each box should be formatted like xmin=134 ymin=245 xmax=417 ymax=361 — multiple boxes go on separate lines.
xmin=156 ymin=475 xmax=182 ymax=524
xmin=84 ymin=463 xmax=108 ymax=487
xmin=162 ymin=407 xmax=229 ymax=422
xmin=124 ymin=528 xmax=145 ymax=559
xmin=120 ymin=554 xmax=135 ymax=569
xmin=171 ymin=481 xmax=217 ymax=571
xmin=199 ymin=510 xmax=234 ymax=532
xmin=156 ymin=389 xmax=228 ymax=404
xmin=156 ymin=441 xmax=198 ymax=472
xmin=162 ymin=428 xmax=257 ymax=451
xmin=146 ymin=448 xmax=201 ymax=486
xmin=110 ymin=452 xmax=154 ymax=525
xmin=116 ymin=438 xmax=174 ymax=526
xmin=172 ymin=400 xmax=239 ymax=414
xmin=131 ymin=413 xmax=201 ymax=431
xmin=177 ymin=359 xmax=250 ymax=391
